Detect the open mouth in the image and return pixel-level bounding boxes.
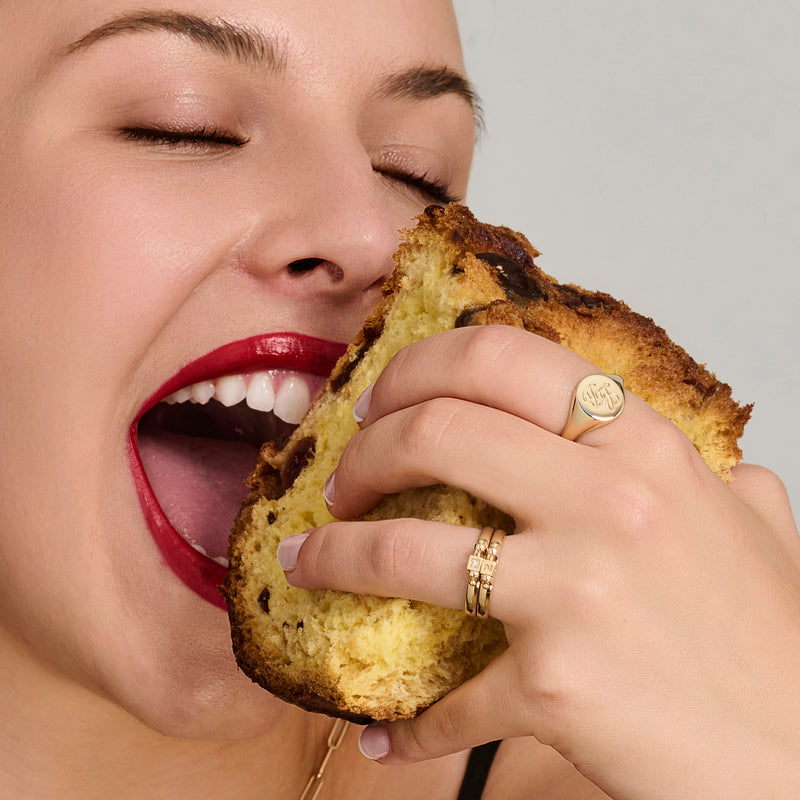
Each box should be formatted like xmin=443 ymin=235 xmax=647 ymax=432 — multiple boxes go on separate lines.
xmin=128 ymin=333 xmax=346 ymax=609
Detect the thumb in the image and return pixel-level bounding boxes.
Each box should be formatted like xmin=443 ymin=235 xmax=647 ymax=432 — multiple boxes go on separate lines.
xmin=357 ymin=651 xmax=535 ymax=765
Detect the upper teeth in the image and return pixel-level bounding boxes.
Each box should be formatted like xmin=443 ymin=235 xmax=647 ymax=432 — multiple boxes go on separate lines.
xmin=164 ymin=370 xmax=320 ymax=425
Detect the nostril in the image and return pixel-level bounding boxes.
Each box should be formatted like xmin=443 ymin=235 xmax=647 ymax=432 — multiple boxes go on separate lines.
xmin=287 ymin=258 xmax=345 ymax=282
xmin=287 ymin=257 xmax=324 ymax=274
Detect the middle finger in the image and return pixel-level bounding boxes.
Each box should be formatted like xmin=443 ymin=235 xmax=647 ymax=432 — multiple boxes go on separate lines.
xmin=329 ymin=395 xmax=612 ymax=526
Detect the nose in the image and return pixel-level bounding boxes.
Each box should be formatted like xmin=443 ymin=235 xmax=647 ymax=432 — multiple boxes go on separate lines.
xmin=237 ymin=133 xmax=403 ymax=305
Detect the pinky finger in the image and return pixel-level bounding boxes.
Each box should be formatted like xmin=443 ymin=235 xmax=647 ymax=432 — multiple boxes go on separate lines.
xmin=358 ymin=651 xmax=536 ymax=764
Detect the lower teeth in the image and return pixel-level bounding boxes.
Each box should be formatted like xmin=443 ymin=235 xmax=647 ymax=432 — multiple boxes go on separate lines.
xmin=190 ymin=541 xmax=229 ymax=569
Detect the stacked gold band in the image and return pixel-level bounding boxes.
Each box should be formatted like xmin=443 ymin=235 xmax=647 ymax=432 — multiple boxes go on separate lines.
xmin=465 ymin=527 xmax=506 ymax=619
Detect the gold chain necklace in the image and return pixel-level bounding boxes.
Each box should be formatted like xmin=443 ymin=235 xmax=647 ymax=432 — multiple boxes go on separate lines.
xmin=298 ymin=719 xmax=350 ymax=800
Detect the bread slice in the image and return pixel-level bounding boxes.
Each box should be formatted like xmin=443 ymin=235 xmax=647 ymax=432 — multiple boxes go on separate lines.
xmin=223 ymin=203 xmax=751 ymax=722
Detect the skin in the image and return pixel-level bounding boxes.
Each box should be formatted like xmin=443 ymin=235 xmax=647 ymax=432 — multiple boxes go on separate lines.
xmin=293 ymin=332 xmax=800 ymax=800
xmin=2 ymin=0 xmax=799 ymax=798
xmin=0 ymin=1 xmax=496 ymax=797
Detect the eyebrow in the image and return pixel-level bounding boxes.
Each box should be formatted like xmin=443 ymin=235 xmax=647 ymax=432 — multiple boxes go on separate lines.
xmin=62 ymin=10 xmax=482 ymax=128
xmin=62 ymin=10 xmax=287 ymax=71
xmin=378 ymin=66 xmax=484 ymax=132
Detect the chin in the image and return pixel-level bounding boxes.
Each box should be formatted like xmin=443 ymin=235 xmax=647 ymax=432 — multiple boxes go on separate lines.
xmin=106 ymin=640 xmax=293 ymax=741
xmin=75 ymin=516 xmax=293 ymax=742
xmin=149 ymin=686 xmax=291 ymax=743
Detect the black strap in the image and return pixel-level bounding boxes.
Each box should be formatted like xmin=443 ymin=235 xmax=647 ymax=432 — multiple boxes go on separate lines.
xmin=456 ymin=740 xmax=502 ymax=800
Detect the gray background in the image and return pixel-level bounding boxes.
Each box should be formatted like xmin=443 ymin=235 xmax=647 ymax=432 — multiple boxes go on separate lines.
xmin=456 ymin=0 xmax=798 ymax=514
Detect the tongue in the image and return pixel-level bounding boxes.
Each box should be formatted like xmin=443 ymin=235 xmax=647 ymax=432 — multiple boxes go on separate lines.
xmin=137 ymin=429 xmax=256 ymax=562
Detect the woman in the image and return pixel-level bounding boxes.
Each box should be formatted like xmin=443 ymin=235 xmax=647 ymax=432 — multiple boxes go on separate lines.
xmin=1 ymin=1 xmax=797 ymax=798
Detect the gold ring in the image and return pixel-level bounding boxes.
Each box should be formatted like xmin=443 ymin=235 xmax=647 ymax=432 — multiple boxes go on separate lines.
xmin=560 ymin=373 xmax=625 ymax=442
xmin=465 ymin=528 xmax=506 ymax=619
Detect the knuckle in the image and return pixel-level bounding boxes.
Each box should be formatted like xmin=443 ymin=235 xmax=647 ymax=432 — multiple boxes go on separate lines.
xmin=739 ymin=463 xmax=790 ymax=499
xmin=601 ymin=470 xmax=663 ymax=545
xmin=730 ymin=463 xmax=795 ymax=532
xmin=459 ymin=324 xmax=518 ymax=372
xmin=514 ymin=654 xmax=546 ymax=710
xmin=297 ymin=527 xmax=336 ymax=583
xmin=566 ymin=562 xmax=620 ymax=620
xmin=406 ymin=703 xmax=470 ymax=756
xmin=397 ymin=398 xmax=462 ymax=456
xmin=384 ymin=341 xmax=417 ymax=377
xmin=335 ymin=427 xmax=370 ymax=477
xmin=365 ymin=528 xmax=417 ymax=583
xmin=512 ymin=646 xmax=573 ymax=745
xmin=659 ymin=424 xmax=707 ymax=473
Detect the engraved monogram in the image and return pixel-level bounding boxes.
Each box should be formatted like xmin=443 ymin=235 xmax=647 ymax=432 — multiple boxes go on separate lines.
xmin=581 ymin=379 xmax=623 ymax=415
xmin=561 ymin=374 xmax=625 ymax=441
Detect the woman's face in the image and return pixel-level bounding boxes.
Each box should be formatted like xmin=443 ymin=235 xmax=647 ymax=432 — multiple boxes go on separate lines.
xmin=0 ymin=0 xmax=473 ymax=738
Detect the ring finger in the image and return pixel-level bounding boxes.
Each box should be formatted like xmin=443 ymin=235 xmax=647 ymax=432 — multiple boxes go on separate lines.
xmin=280 ymin=517 xmax=541 ymax=628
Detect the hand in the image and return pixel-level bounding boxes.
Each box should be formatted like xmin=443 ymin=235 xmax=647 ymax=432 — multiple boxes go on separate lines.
xmin=280 ymin=325 xmax=800 ymax=800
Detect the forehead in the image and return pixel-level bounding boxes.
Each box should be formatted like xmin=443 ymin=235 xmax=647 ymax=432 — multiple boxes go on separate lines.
xmin=1 ymin=0 xmax=465 ymax=91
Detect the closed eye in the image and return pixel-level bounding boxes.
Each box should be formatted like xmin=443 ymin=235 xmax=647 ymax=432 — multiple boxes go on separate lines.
xmin=120 ymin=126 xmax=250 ymax=151
xmin=376 ymin=166 xmax=459 ymax=205
xmin=119 ymin=128 xmax=457 ymax=202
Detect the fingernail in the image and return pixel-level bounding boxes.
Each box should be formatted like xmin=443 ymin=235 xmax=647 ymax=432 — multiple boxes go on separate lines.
xmin=323 ymin=469 xmax=336 ymax=508
xmin=352 ymin=382 xmax=375 ymax=424
xmin=276 ymin=533 xmax=309 ymax=571
xmin=358 ymin=725 xmax=391 ymax=760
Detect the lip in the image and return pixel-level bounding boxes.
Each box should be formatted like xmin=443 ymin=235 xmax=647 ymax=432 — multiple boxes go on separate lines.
xmin=127 ymin=332 xmax=347 ymax=610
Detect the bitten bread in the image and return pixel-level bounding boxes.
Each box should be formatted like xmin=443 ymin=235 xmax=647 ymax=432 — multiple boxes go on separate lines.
xmin=223 ymin=203 xmax=751 ymax=722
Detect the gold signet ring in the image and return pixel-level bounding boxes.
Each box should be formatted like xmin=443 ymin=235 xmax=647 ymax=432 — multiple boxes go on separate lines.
xmin=561 ymin=373 xmax=625 ymax=442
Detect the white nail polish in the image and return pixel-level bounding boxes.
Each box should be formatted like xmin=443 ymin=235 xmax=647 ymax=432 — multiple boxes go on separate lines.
xmin=323 ymin=470 xmax=336 ymax=507
xmin=352 ymin=382 xmax=375 ymax=424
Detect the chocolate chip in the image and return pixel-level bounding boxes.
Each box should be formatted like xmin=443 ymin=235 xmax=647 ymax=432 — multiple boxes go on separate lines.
xmin=555 ymin=283 xmax=604 ymax=309
xmin=423 ymin=204 xmax=445 ymax=218
xmin=281 ymin=436 xmax=315 ymax=491
xmin=455 ymin=305 xmax=488 ymax=327
xmin=329 ymin=317 xmax=384 ymax=393
xmin=330 ymin=360 xmax=356 ymax=394
xmin=258 ymin=587 xmax=270 ymax=614
xmin=476 ymin=252 xmax=547 ymax=301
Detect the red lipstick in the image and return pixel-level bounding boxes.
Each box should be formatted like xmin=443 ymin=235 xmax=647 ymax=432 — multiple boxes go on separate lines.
xmin=128 ymin=332 xmax=347 ymax=609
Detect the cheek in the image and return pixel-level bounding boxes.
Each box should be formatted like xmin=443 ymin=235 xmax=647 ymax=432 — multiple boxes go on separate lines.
xmin=0 ymin=146 xmax=245 ymax=417
xmin=11 ymin=160 xmax=215 ymax=342
xmin=0 ymin=147 xmax=230 ymax=587
xmin=0 ymin=148 xmax=259 ymax=722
